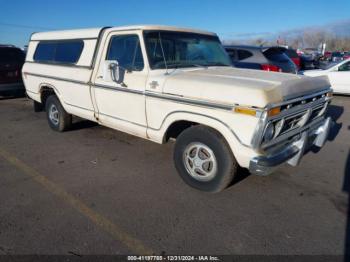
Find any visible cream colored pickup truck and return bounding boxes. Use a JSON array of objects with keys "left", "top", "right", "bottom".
[{"left": 23, "top": 25, "right": 333, "bottom": 192}]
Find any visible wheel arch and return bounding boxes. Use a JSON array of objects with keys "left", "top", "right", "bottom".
[
  {"left": 38, "top": 83, "right": 62, "bottom": 106},
  {"left": 160, "top": 111, "right": 236, "bottom": 140},
  {"left": 154, "top": 111, "right": 251, "bottom": 167}
]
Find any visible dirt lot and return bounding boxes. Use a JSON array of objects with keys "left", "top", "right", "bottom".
[{"left": 0, "top": 95, "right": 349, "bottom": 256}]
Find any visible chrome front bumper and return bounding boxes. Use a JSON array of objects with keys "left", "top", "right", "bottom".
[{"left": 249, "top": 117, "right": 332, "bottom": 176}]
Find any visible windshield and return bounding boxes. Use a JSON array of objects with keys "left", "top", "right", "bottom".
[{"left": 144, "top": 31, "right": 232, "bottom": 69}]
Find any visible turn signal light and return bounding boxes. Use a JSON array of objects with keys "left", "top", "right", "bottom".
[
  {"left": 326, "top": 92, "right": 333, "bottom": 98},
  {"left": 234, "top": 106, "right": 280, "bottom": 117},
  {"left": 234, "top": 107, "right": 258, "bottom": 116},
  {"left": 268, "top": 107, "right": 281, "bottom": 117}
]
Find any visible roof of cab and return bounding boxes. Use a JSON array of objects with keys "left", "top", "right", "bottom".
[{"left": 31, "top": 25, "right": 217, "bottom": 41}]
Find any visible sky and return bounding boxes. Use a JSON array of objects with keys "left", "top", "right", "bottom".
[{"left": 1, "top": 0, "right": 350, "bottom": 47}]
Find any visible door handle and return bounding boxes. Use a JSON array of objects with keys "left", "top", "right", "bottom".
[{"left": 149, "top": 81, "right": 159, "bottom": 89}]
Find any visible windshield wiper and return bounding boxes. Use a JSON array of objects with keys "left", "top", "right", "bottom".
[
  {"left": 167, "top": 63, "right": 208, "bottom": 69},
  {"left": 186, "top": 63, "right": 208, "bottom": 68},
  {"left": 204, "top": 62, "right": 231, "bottom": 67}
]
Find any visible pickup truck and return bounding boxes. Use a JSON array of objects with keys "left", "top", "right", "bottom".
[{"left": 22, "top": 25, "right": 333, "bottom": 192}]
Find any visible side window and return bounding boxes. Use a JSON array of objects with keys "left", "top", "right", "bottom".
[
  {"left": 237, "top": 50, "right": 253, "bottom": 61},
  {"left": 34, "top": 42, "right": 56, "bottom": 62},
  {"left": 34, "top": 40, "right": 84, "bottom": 64},
  {"left": 55, "top": 41, "right": 84, "bottom": 63},
  {"left": 107, "top": 35, "right": 144, "bottom": 71},
  {"left": 338, "top": 62, "right": 350, "bottom": 72}
]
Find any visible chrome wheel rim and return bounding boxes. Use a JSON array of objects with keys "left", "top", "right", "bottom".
[
  {"left": 49, "top": 104, "right": 59, "bottom": 125},
  {"left": 183, "top": 142, "right": 218, "bottom": 181}
]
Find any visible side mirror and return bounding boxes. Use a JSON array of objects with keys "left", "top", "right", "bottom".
[{"left": 109, "top": 61, "right": 126, "bottom": 85}]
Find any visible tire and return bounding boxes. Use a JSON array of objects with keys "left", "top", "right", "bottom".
[
  {"left": 33, "top": 100, "right": 44, "bottom": 112},
  {"left": 174, "top": 125, "right": 238, "bottom": 193},
  {"left": 45, "top": 95, "right": 72, "bottom": 132}
]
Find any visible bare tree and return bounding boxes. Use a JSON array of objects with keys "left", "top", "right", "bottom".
[{"left": 227, "top": 29, "right": 350, "bottom": 51}]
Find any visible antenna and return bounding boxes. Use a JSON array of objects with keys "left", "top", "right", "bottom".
[{"left": 158, "top": 32, "right": 169, "bottom": 75}]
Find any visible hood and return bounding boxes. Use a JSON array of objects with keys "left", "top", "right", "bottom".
[{"left": 162, "top": 67, "right": 330, "bottom": 108}]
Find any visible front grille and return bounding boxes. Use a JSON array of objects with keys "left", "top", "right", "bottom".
[
  {"left": 279, "top": 113, "right": 304, "bottom": 134},
  {"left": 309, "top": 105, "right": 325, "bottom": 121},
  {"left": 262, "top": 91, "right": 329, "bottom": 145},
  {"left": 280, "top": 92, "right": 327, "bottom": 112},
  {"left": 275, "top": 103, "right": 326, "bottom": 138}
]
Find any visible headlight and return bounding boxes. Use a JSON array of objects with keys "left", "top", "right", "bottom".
[
  {"left": 263, "top": 123, "right": 275, "bottom": 142},
  {"left": 274, "top": 119, "right": 284, "bottom": 137}
]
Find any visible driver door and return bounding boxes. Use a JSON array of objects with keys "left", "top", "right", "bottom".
[
  {"left": 328, "top": 61, "right": 350, "bottom": 94},
  {"left": 92, "top": 31, "right": 148, "bottom": 138}
]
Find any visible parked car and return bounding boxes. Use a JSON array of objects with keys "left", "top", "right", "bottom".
[
  {"left": 323, "top": 51, "right": 332, "bottom": 61},
  {"left": 331, "top": 51, "right": 343, "bottom": 62},
  {"left": 343, "top": 52, "right": 350, "bottom": 60},
  {"left": 300, "top": 54, "right": 316, "bottom": 70},
  {"left": 224, "top": 45, "right": 297, "bottom": 73},
  {"left": 301, "top": 58, "right": 350, "bottom": 94},
  {"left": 303, "top": 48, "right": 319, "bottom": 57},
  {"left": 0, "top": 45, "right": 25, "bottom": 95},
  {"left": 284, "top": 48, "right": 301, "bottom": 70},
  {"left": 296, "top": 49, "right": 304, "bottom": 56},
  {"left": 23, "top": 25, "right": 332, "bottom": 192},
  {"left": 0, "top": 45, "right": 25, "bottom": 96}
]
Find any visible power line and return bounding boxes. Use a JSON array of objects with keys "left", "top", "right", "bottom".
[{"left": 0, "top": 22, "right": 54, "bottom": 30}]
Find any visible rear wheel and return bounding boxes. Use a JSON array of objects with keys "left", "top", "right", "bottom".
[
  {"left": 174, "top": 125, "right": 238, "bottom": 192},
  {"left": 45, "top": 95, "right": 72, "bottom": 132}
]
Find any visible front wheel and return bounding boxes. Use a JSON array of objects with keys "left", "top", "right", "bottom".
[
  {"left": 174, "top": 125, "right": 238, "bottom": 192},
  {"left": 45, "top": 95, "right": 72, "bottom": 132}
]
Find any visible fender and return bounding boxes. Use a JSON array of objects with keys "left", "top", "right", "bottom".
[
  {"left": 38, "top": 83, "right": 75, "bottom": 113},
  {"left": 147, "top": 110, "right": 256, "bottom": 167}
]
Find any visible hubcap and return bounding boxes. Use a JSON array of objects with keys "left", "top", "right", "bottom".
[
  {"left": 49, "top": 104, "right": 59, "bottom": 125},
  {"left": 183, "top": 142, "right": 218, "bottom": 182}
]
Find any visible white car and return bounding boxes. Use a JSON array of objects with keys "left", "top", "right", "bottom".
[
  {"left": 302, "top": 59, "right": 350, "bottom": 94},
  {"left": 22, "top": 25, "right": 333, "bottom": 192}
]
